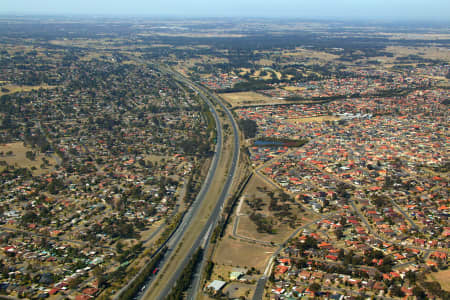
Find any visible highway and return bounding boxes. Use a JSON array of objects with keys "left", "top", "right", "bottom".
[
  {"left": 188, "top": 88, "right": 241, "bottom": 300},
  {"left": 114, "top": 64, "right": 225, "bottom": 300},
  {"left": 134, "top": 66, "right": 240, "bottom": 300}
]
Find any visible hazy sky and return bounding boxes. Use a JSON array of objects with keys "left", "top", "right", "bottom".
[{"left": 2, "top": 0, "right": 450, "bottom": 21}]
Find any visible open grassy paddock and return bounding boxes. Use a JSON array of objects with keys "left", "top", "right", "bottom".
[
  {"left": 427, "top": 270, "right": 450, "bottom": 292},
  {"left": 213, "top": 235, "right": 274, "bottom": 272},
  {"left": 0, "top": 84, "right": 59, "bottom": 96},
  {"left": 219, "top": 91, "right": 301, "bottom": 107},
  {"left": 286, "top": 115, "right": 341, "bottom": 124},
  {"left": 0, "top": 142, "right": 58, "bottom": 175}
]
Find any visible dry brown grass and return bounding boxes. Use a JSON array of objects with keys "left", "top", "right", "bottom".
[
  {"left": 152, "top": 32, "right": 246, "bottom": 38},
  {"left": 0, "top": 142, "right": 57, "bottom": 175},
  {"left": 283, "top": 86, "right": 305, "bottom": 92},
  {"left": 236, "top": 175, "right": 310, "bottom": 244},
  {"left": 282, "top": 47, "right": 340, "bottom": 62},
  {"left": 213, "top": 236, "right": 274, "bottom": 272},
  {"left": 427, "top": 270, "right": 450, "bottom": 292},
  {"left": 386, "top": 46, "right": 450, "bottom": 62},
  {"left": 251, "top": 70, "right": 272, "bottom": 80},
  {"left": 219, "top": 92, "right": 277, "bottom": 107},
  {"left": 384, "top": 33, "right": 450, "bottom": 41},
  {"left": 0, "top": 84, "right": 58, "bottom": 96},
  {"left": 236, "top": 216, "right": 293, "bottom": 244},
  {"left": 255, "top": 59, "right": 275, "bottom": 66},
  {"left": 239, "top": 68, "right": 251, "bottom": 76},
  {"left": 286, "top": 115, "right": 341, "bottom": 124}
]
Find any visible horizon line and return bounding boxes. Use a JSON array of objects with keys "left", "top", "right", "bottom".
[{"left": 0, "top": 12, "right": 449, "bottom": 24}]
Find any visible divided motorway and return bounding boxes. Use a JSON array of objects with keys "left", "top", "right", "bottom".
[{"left": 135, "top": 66, "right": 240, "bottom": 300}]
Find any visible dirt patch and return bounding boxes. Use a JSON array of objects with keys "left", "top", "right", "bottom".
[{"left": 223, "top": 282, "right": 255, "bottom": 299}]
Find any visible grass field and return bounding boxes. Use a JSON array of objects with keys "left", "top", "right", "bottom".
[
  {"left": 236, "top": 175, "right": 311, "bottom": 243},
  {"left": 0, "top": 142, "right": 58, "bottom": 175},
  {"left": 219, "top": 91, "right": 276, "bottom": 107},
  {"left": 384, "top": 33, "right": 450, "bottom": 41},
  {"left": 252, "top": 70, "right": 272, "bottom": 80},
  {"left": 213, "top": 235, "right": 274, "bottom": 272},
  {"left": 281, "top": 47, "right": 340, "bottom": 62},
  {"left": 239, "top": 68, "right": 252, "bottom": 76},
  {"left": 236, "top": 216, "right": 294, "bottom": 244},
  {"left": 255, "top": 59, "right": 275, "bottom": 66},
  {"left": 386, "top": 46, "right": 450, "bottom": 62},
  {"left": 427, "top": 270, "right": 450, "bottom": 292},
  {"left": 0, "top": 84, "right": 58, "bottom": 96},
  {"left": 283, "top": 86, "right": 306, "bottom": 92}
]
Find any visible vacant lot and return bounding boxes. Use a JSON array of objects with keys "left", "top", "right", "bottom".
[
  {"left": 427, "top": 270, "right": 450, "bottom": 292},
  {"left": 220, "top": 91, "right": 276, "bottom": 107},
  {"left": 236, "top": 215, "right": 295, "bottom": 244},
  {"left": 220, "top": 91, "right": 310, "bottom": 108},
  {"left": 236, "top": 175, "right": 312, "bottom": 244},
  {"left": 0, "top": 142, "right": 58, "bottom": 175},
  {"left": 286, "top": 115, "right": 341, "bottom": 124},
  {"left": 213, "top": 235, "right": 274, "bottom": 272}
]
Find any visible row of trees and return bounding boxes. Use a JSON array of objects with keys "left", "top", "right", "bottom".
[
  {"left": 166, "top": 248, "right": 203, "bottom": 300},
  {"left": 117, "top": 246, "right": 168, "bottom": 300}
]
